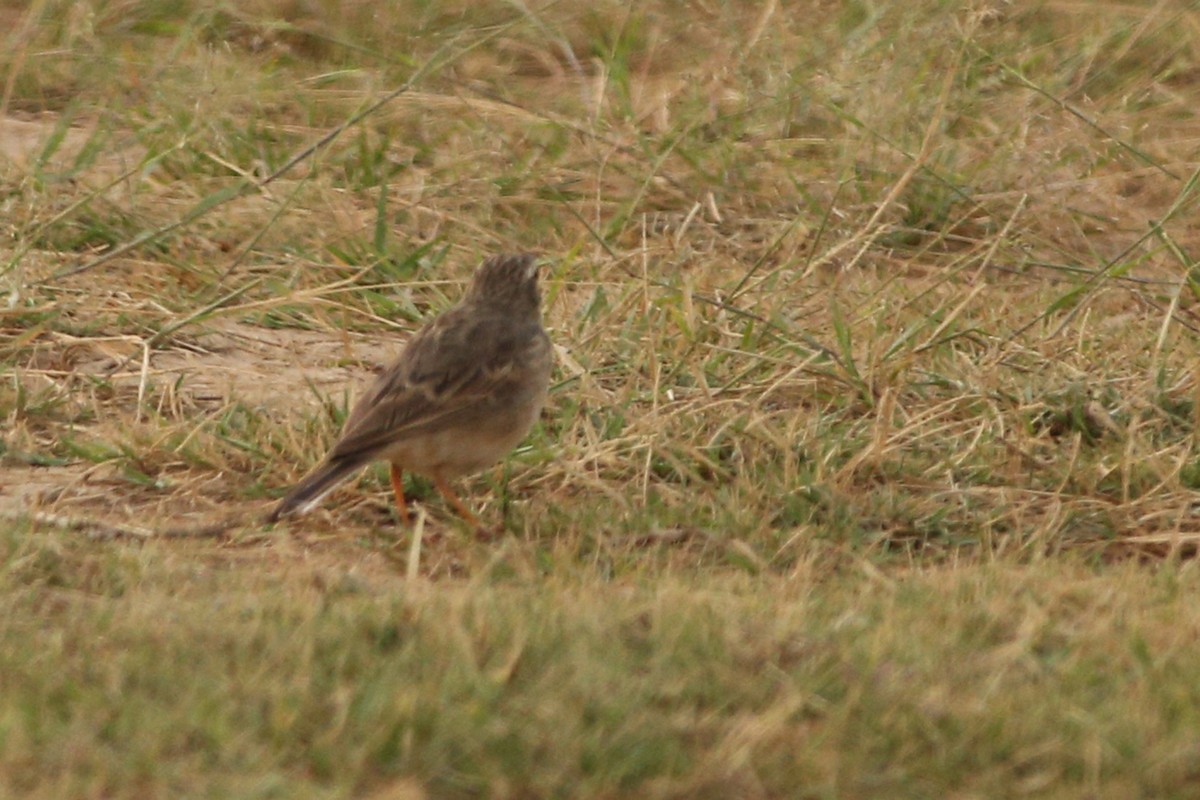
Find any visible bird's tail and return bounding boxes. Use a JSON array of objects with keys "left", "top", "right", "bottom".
[{"left": 266, "top": 458, "right": 365, "bottom": 523}]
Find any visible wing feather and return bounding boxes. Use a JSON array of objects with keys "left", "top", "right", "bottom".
[{"left": 327, "top": 308, "right": 538, "bottom": 463}]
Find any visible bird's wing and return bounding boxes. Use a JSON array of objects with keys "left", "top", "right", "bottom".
[{"left": 327, "top": 308, "right": 534, "bottom": 464}]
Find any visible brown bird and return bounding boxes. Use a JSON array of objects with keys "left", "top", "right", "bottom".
[{"left": 267, "top": 253, "right": 553, "bottom": 530}]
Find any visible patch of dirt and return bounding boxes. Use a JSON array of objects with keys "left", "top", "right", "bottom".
[
  {"left": 129, "top": 320, "right": 391, "bottom": 411},
  {"left": 15, "top": 319, "right": 394, "bottom": 412},
  {"left": 0, "top": 113, "right": 98, "bottom": 169},
  {"left": 0, "top": 112, "right": 149, "bottom": 192},
  {"left": 3, "top": 319, "right": 407, "bottom": 538}
]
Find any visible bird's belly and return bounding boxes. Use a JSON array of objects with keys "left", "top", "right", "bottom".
[{"left": 382, "top": 397, "right": 544, "bottom": 478}]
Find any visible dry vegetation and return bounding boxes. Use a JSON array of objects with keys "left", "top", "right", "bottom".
[{"left": 4, "top": 0, "right": 1200, "bottom": 796}]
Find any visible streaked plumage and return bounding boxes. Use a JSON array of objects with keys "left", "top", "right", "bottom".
[{"left": 267, "top": 253, "right": 552, "bottom": 529}]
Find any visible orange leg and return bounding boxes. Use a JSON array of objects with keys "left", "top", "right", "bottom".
[
  {"left": 389, "top": 463, "right": 411, "bottom": 522},
  {"left": 432, "top": 471, "right": 484, "bottom": 531}
]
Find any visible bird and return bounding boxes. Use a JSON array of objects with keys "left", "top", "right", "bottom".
[{"left": 266, "top": 253, "right": 553, "bottom": 531}]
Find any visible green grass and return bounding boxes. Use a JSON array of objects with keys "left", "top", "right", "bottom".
[
  {"left": 4, "top": 0, "right": 1200, "bottom": 796},
  {"left": 5, "top": 526, "right": 1200, "bottom": 798}
]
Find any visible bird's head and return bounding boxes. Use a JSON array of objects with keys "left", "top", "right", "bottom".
[{"left": 466, "top": 253, "right": 543, "bottom": 313}]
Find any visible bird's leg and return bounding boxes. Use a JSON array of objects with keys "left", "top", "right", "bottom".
[
  {"left": 431, "top": 472, "right": 486, "bottom": 533},
  {"left": 389, "top": 463, "right": 412, "bottom": 523}
]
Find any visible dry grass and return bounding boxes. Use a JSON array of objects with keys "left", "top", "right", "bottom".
[{"left": 4, "top": 0, "right": 1200, "bottom": 796}]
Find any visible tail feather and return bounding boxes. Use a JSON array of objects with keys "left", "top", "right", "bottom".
[{"left": 266, "top": 458, "right": 365, "bottom": 523}]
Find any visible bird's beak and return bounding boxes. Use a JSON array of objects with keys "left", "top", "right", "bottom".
[{"left": 524, "top": 258, "right": 542, "bottom": 282}]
